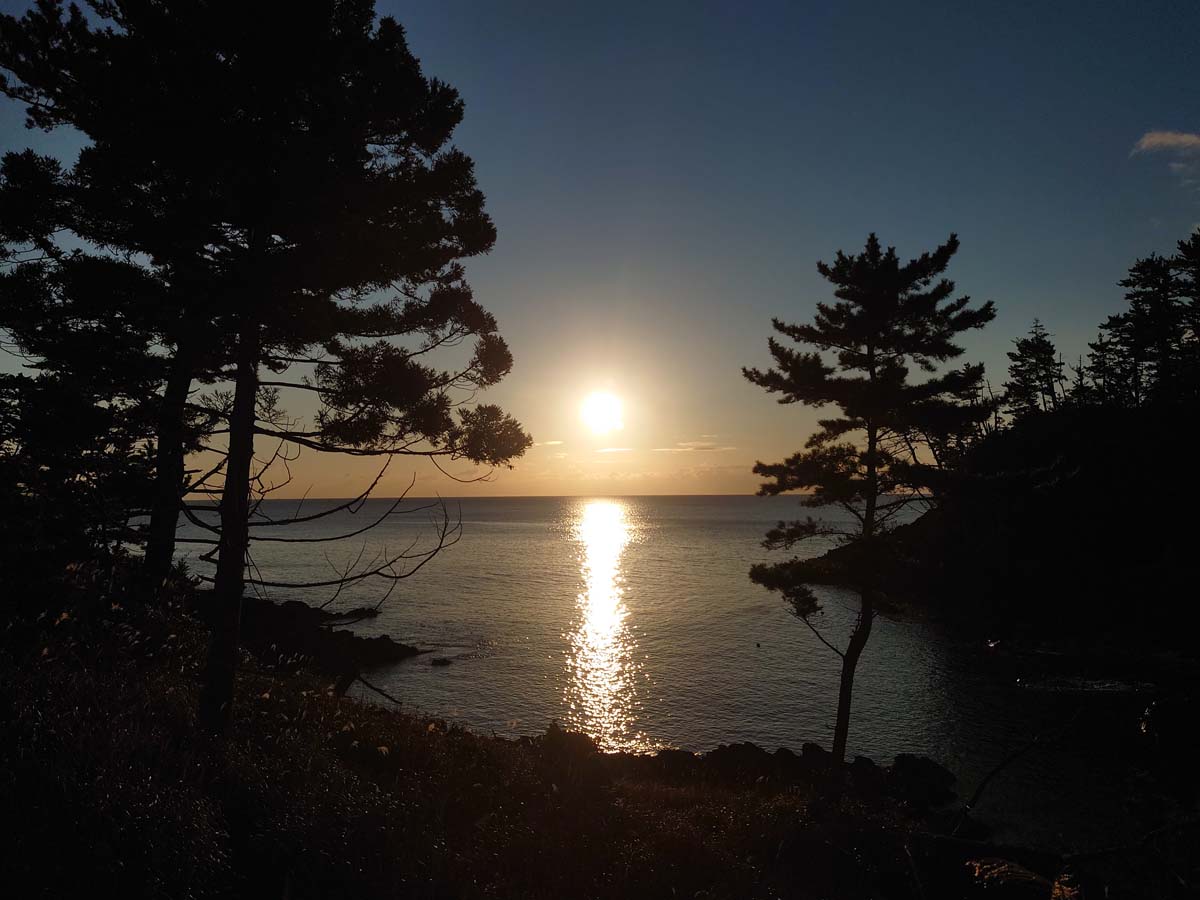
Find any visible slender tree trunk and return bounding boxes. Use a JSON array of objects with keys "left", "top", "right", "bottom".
[
  {"left": 198, "top": 316, "right": 258, "bottom": 734},
  {"left": 831, "top": 418, "right": 879, "bottom": 766},
  {"left": 143, "top": 339, "right": 195, "bottom": 595},
  {"left": 831, "top": 591, "right": 874, "bottom": 764}
]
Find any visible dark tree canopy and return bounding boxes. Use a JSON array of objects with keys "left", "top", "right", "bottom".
[
  {"left": 1, "top": 0, "right": 527, "bottom": 461},
  {"left": 1073, "top": 240, "right": 1198, "bottom": 409},
  {"left": 0, "top": 151, "right": 170, "bottom": 583},
  {"left": 744, "top": 233, "right": 995, "bottom": 561},
  {"left": 0, "top": 0, "right": 532, "bottom": 732},
  {"left": 1002, "top": 319, "right": 1064, "bottom": 421}
]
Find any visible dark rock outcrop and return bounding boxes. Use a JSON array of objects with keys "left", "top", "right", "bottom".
[
  {"left": 888, "top": 753, "right": 957, "bottom": 810},
  {"left": 194, "top": 594, "right": 422, "bottom": 675}
]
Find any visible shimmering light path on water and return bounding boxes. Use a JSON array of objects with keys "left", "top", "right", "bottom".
[{"left": 564, "top": 500, "right": 649, "bottom": 751}]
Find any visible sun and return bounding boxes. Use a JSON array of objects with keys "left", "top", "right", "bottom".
[{"left": 581, "top": 391, "right": 623, "bottom": 436}]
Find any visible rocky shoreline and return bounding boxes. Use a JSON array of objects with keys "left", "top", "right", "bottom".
[
  {"left": 4, "top": 587, "right": 1195, "bottom": 897},
  {"left": 194, "top": 592, "right": 424, "bottom": 676}
]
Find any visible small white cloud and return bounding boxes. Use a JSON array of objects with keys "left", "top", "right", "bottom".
[
  {"left": 1132, "top": 131, "right": 1200, "bottom": 155},
  {"left": 596, "top": 447, "right": 633, "bottom": 453}
]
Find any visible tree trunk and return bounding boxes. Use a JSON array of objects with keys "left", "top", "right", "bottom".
[
  {"left": 830, "top": 417, "right": 878, "bottom": 766},
  {"left": 198, "top": 316, "right": 258, "bottom": 735},
  {"left": 142, "top": 340, "right": 195, "bottom": 596},
  {"left": 830, "top": 590, "right": 874, "bottom": 765}
]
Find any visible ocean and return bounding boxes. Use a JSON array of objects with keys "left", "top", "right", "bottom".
[{"left": 180, "top": 494, "right": 1143, "bottom": 849}]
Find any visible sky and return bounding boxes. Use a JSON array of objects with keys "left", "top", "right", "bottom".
[{"left": 2, "top": 0, "right": 1198, "bottom": 496}]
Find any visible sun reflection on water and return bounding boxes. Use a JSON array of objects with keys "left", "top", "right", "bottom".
[{"left": 564, "top": 500, "right": 650, "bottom": 751}]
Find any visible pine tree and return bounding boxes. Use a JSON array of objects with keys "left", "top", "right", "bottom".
[
  {"left": 1171, "top": 232, "right": 1200, "bottom": 402},
  {"left": 743, "top": 233, "right": 995, "bottom": 766},
  {"left": 0, "top": 152, "right": 169, "bottom": 587},
  {"left": 1117, "top": 253, "right": 1185, "bottom": 403},
  {"left": 1073, "top": 249, "right": 1191, "bottom": 409},
  {"left": 0, "top": 8, "right": 242, "bottom": 594},
  {"left": 1, "top": 1, "right": 532, "bottom": 733},
  {"left": 1002, "top": 320, "right": 1065, "bottom": 420}
]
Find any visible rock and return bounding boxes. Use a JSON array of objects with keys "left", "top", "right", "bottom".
[
  {"left": 430, "top": 657, "right": 452, "bottom": 667},
  {"left": 849, "top": 754, "right": 887, "bottom": 794},
  {"left": 326, "top": 606, "right": 381, "bottom": 620},
  {"left": 800, "top": 741, "right": 832, "bottom": 774},
  {"left": 542, "top": 721, "right": 597, "bottom": 755},
  {"left": 540, "top": 722, "right": 607, "bottom": 790},
  {"left": 231, "top": 594, "right": 421, "bottom": 675},
  {"left": 654, "top": 748, "right": 701, "bottom": 781},
  {"left": 889, "top": 753, "right": 957, "bottom": 810},
  {"left": 704, "top": 742, "right": 773, "bottom": 782},
  {"left": 772, "top": 747, "right": 805, "bottom": 780}
]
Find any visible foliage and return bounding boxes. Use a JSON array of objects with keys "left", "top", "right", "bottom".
[
  {"left": 743, "top": 233, "right": 995, "bottom": 604},
  {"left": 1002, "top": 319, "right": 1065, "bottom": 420},
  {"left": 1072, "top": 235, "right": 1199, "bottom": 408},
  {"left": 0, "top": 0, "right": 533, "bottom": 730},
  {"left": 0, "top": 149, "right": 172, "bottom": 589},
  {"left": 788, "top": 227, "right": 1200, "bottom": 642},
  {"left": 0, "top": 371, "right": 153, "bottom": 595},
  {"left": 744, "top": 232, "right": 995, "bottom": 762}
]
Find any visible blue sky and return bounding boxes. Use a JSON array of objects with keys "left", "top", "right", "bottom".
[{"left": 2, "top": 1, "right": 1197, "bottom": 494}]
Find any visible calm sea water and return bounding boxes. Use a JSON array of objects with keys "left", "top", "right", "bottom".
[{"left": 181, "top": 495, "right": 1144, "bottom": 849}]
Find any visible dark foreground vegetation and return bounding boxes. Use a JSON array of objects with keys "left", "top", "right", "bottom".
[{"left": 3, "top": 565, "right": 1196, "bottom": 900}]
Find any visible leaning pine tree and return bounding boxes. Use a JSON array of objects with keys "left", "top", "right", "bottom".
[{"left": 743, "top": 233, "right": 995, "bottom": 766}]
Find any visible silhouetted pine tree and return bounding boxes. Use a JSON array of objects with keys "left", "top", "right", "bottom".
[
  {"left": 0, "top": 9, "right": 239, "bottom": 595},
  {"left": 1075, "top": 332, "right": 1124, "bottom": 407},
  {"left": 743, "top": 233, "right": 995, "bottom": 765},
  {"left": 0, "top": 369, "right": 155, "bottom": 593},
  {"left": 1172, "top": 231, "right": 1200, "bottom": 402},
  {"left": 0, "top": 153, "right": 169, "bottom": 584},
  {"left": 1002, "top": 320, "right": 1065, "bottom": 420},
  {"left": 1070, "top": 248, "right": 1193, "bottom": 409},
  {"left": 1, "top": 1, "right": 532, "bottom": 733},
  {"left": 1117, "top": 253, "right": 1186, "bottom": 403}
]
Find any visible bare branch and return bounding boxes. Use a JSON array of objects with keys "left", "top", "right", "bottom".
[
  {"left": 246, "top": 458, "right": 394, "bottom": 527},
  {"left": 799, "top": 614, "right": 845, "bottom": 658}
]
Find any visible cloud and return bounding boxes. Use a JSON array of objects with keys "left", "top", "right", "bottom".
[
  {"left": 1134, "top": 132, "right": 1200, "bottom": 200},
  {"left": 1132, "top": 131, "right": 1200, "bottom": 155},
  {"left": 534, "top": 440, "right": 564, "bottom": 446},
  {"left": 652, "top": 440, "right": 737, "bottom": 453},
  {"left": 596, "top": 447, "right": 633, "bottom": 453}
]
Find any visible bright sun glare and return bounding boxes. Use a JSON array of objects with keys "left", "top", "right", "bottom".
[{"left": 580, "top": 391, "right": 623, "bottom": 436}]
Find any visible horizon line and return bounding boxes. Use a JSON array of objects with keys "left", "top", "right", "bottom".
[{"left": 210, "top": 491, "right": 789, "bottom": 502}]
